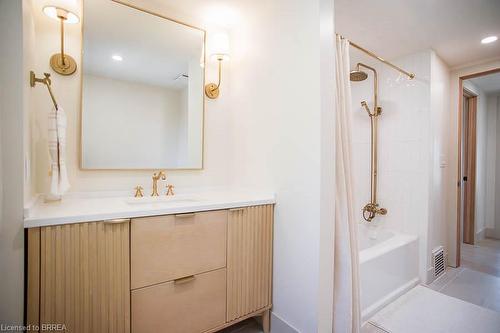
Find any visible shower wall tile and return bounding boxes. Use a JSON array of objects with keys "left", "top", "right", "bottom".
[{"left": 351, "top": 49, "right": 434, "bottom": 280}]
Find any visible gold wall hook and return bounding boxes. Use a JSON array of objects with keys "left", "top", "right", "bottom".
[{"left": 43, "top": 6, "right": 79, "bottom": 76}]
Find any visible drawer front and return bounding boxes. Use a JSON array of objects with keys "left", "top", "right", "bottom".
[
  {"left": 131, "top": 268, "right": 226, "bottom": 333},
  {"left": 131, "top": 210, "right": 227, "bottom": 289}
]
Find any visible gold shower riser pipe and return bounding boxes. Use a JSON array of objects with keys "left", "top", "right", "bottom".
[{"left": 338, "top": 34, "right": 415, "bottom": 80}]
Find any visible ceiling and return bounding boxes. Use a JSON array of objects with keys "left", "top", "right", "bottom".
[
  {"left": 82, "top": 0, "right": 204, "bottom": 89},
  {"left": 335, "top": 0, "right": 500, "bottom": 68},
  {"left": 468, "top": 71, "right": 500, "bottom": 95}
]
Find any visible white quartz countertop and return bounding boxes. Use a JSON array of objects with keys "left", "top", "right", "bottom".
[{"left": 24, "top": 190, "right": 276, "bottom": 228}]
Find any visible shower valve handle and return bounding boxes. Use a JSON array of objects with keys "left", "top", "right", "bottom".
[{"left": 362, "top": 203, "right": 387, "bottom": 222}]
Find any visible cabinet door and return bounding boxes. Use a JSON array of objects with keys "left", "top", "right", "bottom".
[
  {"left": 226, "top": 205, "right": 274, "bottom": 322},
  {"left": 39, "top": 220, "right": 130, "bottom": 333}
]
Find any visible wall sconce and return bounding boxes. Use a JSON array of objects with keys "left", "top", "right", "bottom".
[
  {"left": 43, "top": 6, "right": 79, "bottom": 75},
  {"left": 205, "top": 33, "right": 230, "bottom": 99}
]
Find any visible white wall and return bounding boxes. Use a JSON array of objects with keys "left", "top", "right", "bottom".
[
  {"left": 487, "top": 94, "right": 500, "bottom": 239},
  {"left": 318, "top": 0, "right": 335, "bottom": 331},
  {"left": 447, "top": 59, "right": 500, "bottom": 266},
  {"left": 350, "top": 49, "right": 433, "bottom": 282},
  {"left": 28, "top": 0, "right": 234, "bottom": 196},
  {"left": 485, "top": 95, "right": 497, "bottom": 230},
  {"left": 462, "top": 80, "right": 488, "bottom": 241},
  {"left": 82, "top": 74, "right": 185, "bottom": 169},
  {"left": 427, "top": 52, "right": 450, "bottom": 281},
  {"left": 0, "top": 0, "right": 26, "bottom": 327},
  {"left": 228, "top": 0, "right": 333, "bottom": 331},
  {"left": 349, "top": 49, "right": 452, "bottom": 283},
  {"left": 495, "top": 95, "right": 500, "bottom": 237}
]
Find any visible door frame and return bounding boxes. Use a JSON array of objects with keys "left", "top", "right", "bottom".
[
  {"left": 461, "top": 88, "right": 477, "bottom": 246},
  {"left": 456, "top": 68, "right": 500, "bottom": 267}
]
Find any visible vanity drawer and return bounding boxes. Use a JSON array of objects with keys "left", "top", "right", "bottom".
[
  {"left": 131, "top": 210, "right": 227, "bottom": 289},
  {"left": 131, "top": 268, "right": 226, "bottom": 333}
]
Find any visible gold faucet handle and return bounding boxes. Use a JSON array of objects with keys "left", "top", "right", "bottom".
[
  {"left": 134, "top": 185, "right": 144, "bottom": 198},
  {"left": 166, "top": 184, "right": 175, "bottom": 196},
  {"left": 154, "top": 170, "right": 167, "bottom": 180}
]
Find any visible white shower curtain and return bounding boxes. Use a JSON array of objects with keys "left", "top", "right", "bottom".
[{"left": 332, "top": 35, "right": 361, "bottom": 333}]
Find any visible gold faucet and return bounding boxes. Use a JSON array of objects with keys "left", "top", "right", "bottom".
[{"left": 151, "top": 171, "right": 166, "bottom": 196}]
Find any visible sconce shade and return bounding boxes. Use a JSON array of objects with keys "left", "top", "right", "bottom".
[
  {"left": 43, "top": 6, "right": 80, "bottom": 24},
  {"left": 210, "top": 33, "right": 230, "bottom": 60}
]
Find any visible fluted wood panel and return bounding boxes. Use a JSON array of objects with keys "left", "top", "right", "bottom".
[
  {"left": 39, "top": 221, "right": 130, "bottom": 333},
  {"left": 227, "top": 205, "right": 274, "bottom": 322},
  {"left": 27, "top": 227, "right": 41, "bottom": 332}
]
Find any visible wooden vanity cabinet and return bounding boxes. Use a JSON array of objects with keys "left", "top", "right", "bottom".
[
  {"left": 27, "top": 220, "right": 130, "bottom": 333},
  {"left": 26, "top": 204, "right": 274, "bottom": 333}
]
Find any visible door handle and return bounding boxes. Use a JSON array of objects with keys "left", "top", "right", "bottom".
[
  {"left": 175, "top": 213, "right": 195, "bottom": 218},
  {"left": 173, "top": 275, "right": 196, "bottom": 285},
  {"left": 103, "top": 218, "right": 130, "bottom": 224},
  {"left": 463, "top": 176, "right": 468, "bottom": 182}
]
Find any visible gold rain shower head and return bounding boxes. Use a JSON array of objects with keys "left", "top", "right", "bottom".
[
  {"left": 350, "top": 69, "right": 368, "bottom": 81},
  {"left": 350, "top": 63, "right": 369, "bottom": 81}
]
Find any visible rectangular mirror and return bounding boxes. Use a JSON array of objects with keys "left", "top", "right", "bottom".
[{"left": 81, "top": 0, "right": 205, "bottom": 169}]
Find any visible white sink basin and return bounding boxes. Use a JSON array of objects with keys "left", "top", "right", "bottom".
[{"left": 124, "top": 195, "right": 199, "bottom": 205}]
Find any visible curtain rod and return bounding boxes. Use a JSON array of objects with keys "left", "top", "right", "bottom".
[{"left": 337, "top": 34, "right": 415, "bottom": 79}]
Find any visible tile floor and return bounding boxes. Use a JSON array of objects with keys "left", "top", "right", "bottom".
[
  {"left": 217, "top": 317, "right": 385, "bottom": 333},
  {"left": 220, "top": 238, "right": 500, "bottom": 332},
  {"left": 367, "top": 285, "right": 500, "bottom": 333},
  {"left": 461, "top": 238, "right": 500, "bottom": 278},
  {"left": 427, "top": 238, "right": 500, "bottom": 313}
]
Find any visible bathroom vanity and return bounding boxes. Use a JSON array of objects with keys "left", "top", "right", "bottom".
[{"left": 25, "top": 192, "right": 275, "bottom": 333}]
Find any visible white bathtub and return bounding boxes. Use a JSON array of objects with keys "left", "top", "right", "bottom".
[{"left": 358, "top": 224, "right": 419, "bottom": 322}]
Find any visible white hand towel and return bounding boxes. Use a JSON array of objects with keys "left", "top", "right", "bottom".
[{"left": 47, "top": 106, "right": 70, "bottom": 199}]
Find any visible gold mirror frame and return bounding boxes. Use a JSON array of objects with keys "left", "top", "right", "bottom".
[{"left": 79, "top": 0, "right": 206, "bottom": 171}]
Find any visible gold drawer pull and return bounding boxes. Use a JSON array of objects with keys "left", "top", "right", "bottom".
[
  {"left": 175, "top": 213, "right": 195, "bottom": 218},
  {"left": 229, "top": 208, "right": 245, "bottom": 212},
  {"left": 103, "top": 218, "right": 130, "bottom": 224},
  {"left": 174, "top": 275, "right": 196, "bottom": 285}
]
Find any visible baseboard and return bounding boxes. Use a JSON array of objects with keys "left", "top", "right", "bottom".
[
  {"left": 476, "top": 228, "right": 486, "bottom": 241},
  {"left": 270, "top": 312, "right": 300, "bottom": 333},
  {"left": 485, "top": 228, "right": 500, "bottom": 240}
]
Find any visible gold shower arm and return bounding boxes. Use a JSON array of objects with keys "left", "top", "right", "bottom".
[
  {"left": 30, "top": 71, "right": 58, "bottom": 109},
  {"left": 338, "top": 34, "right": 415, "bottom": 79}
]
